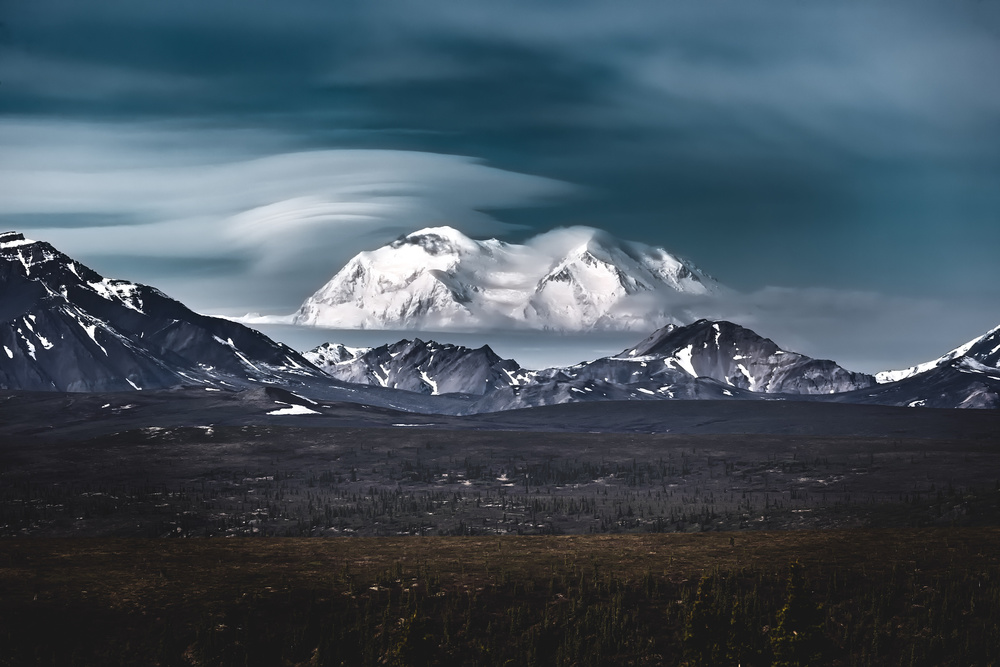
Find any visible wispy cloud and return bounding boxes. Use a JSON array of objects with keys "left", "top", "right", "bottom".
[{"left": 0, "top": 121, "right": 575, "bottom": 310}]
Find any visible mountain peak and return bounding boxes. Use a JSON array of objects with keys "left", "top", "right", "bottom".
[
  {"left": 393, "top": 226, "right": 480, "bottom": 255},
  {"left": 606, "top": 318, "right": 875, "bottom": 394},
  {"left": 294, "top": 226, "right": 724, "bottom": 331},
  {"left": 876, "top": 322, "right": 1000, "bottom": 384},
  {"left": 304, "top": 336, "right": 529, "bottom": 395},
  {"left": 0, "top": 232, "right": 46, "bottom": 253},
  {"left": 0, "top": 231, "right": 30, "bottom": 247},
  {"left": 0, "top": 231, "right": 326, "bottom": 392},
  {"left": 404, "top": 226, "right": 470, "bottom": 241}
]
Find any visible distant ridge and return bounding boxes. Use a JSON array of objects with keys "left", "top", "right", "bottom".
[
  {"left": 0, "top": 229, "right": 996, "bottom": 410},
  {"left": 858, "top": 323, "right": 1000, "bottom": 409},
  {"left": 306, "top": 319, "right": 878, "bottom": 412},
  {"left": 305, "top": 319, "right": 1000, "bottom": 410},
  {"left": 304, "top": 339, "right": 532, "bottom": 395}
]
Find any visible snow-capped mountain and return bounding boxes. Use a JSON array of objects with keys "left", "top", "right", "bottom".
[
  {"left": 875, "top": 324, "right": 1000, "bottom": 383},
  {"left": 304, "top": 339, "right": 532, "bottom": 396},
  {"left": 291, "top": 226, "right": 721, "bottom": 331},
  {"left": 2, "top": 228, "right": 994, "bottom": 412},
  {"left": 0, "top": 231, "right": 325, "bottom": 391},
  {"left": 837, "top": 357, "right": 1000, "bottom": 410},
  {"left": 307, "top": 319, "right": 876, "bottom": 413},
  {"left": 466, "top": 319, "right": 875, "bottom": 412},
  {"left": 853, "top": 324, "right": 1000, "bottom": 409},
  {"left": 614, "top": 319, "right": 877, "bottom": 395}
]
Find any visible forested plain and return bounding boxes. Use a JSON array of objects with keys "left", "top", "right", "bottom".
[{"left": 2, "top": 396, "right": 998, "bottom": 665}]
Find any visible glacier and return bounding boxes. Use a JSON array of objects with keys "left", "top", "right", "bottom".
[{"left": 289, "top": 226, "right": 722, "bottom": 331}]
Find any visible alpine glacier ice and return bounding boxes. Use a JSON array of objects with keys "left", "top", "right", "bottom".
[{"left": 291, "top": 226, "right": 722, "bottom": 331}]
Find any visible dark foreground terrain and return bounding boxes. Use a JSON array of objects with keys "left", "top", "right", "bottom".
[
  {"left": 2, "top": 391, "right": 999, "bottom": 664},
  {"left": 1, "top": 530, "right": 997, "bottom": 666},
  {"left": 1, "top": 390, "right": 999, "bottom": 537}
]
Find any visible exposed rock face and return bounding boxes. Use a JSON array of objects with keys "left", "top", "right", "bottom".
[
  {"left": 876, "top": 324, "right": 1000, "bottom": 384},
  {"left": 304, "top": 339, "right": 532, "bottom": 396},
  {"left": 615, "top": 319, "right": 877, "bottom": 395},
  {"left": 1, "top": 228, "right": 994, "bottom": 412},
  {"left": 462, "top": 320, "right": 875, "bottom": 413},
  {"left": 0, "top": 231, "right": 324, "bottom": 391},
  {"left": 308, "top": 319, "right": 877, "bottom": 413},
  {"left": 292, "top": 226, "right": 721, "bottom": 331},
  {"left": 830, "top": 358, "right": 1000, "bottom": 410}
]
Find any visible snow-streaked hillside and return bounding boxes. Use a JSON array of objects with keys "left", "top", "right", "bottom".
[
  {"left": 852, "top": 323, "right": 1000, "bottom": 409},
  {"left": 468, "top": 319, "right": 875, "bottom": 412},
  {"left": 3, "top": 227, "right": 996, "bottom": 410},
  {"left": 876, "top": 324, "right": 1000, "bottom": 383},
  {"left": 290, "top": 226, "right": 722, "bottom": 331},
  {"left": 304, "top": 339, "right": 533, "bottom": 395},
  {"left": 0, "top": 231, "right": 326, "bottom": 391},
  {"left": 614, "top": 320, "right": 877, "bottom": 395},
  {"left": 308, "top": 319, "right": 877, "bottom": 414}
]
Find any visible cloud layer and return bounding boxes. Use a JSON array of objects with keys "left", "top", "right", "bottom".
[
  {"left": 0, "top": 122, "right": 574, "bottom": 309},
  {"left": 2, "top": 0, "right": 999, "bottom": 370}
]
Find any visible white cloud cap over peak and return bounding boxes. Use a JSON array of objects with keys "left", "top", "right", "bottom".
[{"left": 0, "top": 121, "right": 577, "bottom": 309}]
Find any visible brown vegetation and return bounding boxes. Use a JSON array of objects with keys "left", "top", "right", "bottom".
[{"left": 1, "top": 529, "right": 997, "bottom": 665}]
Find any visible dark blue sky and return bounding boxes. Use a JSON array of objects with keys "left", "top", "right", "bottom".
[{"left": 1, "top": 0, "right": 999, "bottom": 370}]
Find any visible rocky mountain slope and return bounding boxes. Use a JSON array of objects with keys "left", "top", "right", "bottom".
[
  {"left": 308, "top": 319, "right": 877, "bottom": 412},
  {"left": 304, "top": 339, "right": 533, "bottom": 396},
  {"left": 837, "top": 357, "right": 1000, "bottom": 409},
  {"left": 1, "top": 228, "right": 995, "bottom": 411},
  {"left": 876, "top": 324, "right": 1000, "bottom": 384},
  {"left": 0, "top": 231, "right": 326, "bottom": 391},
  {"left": 840, "top": 324, "right": 1000, "bottom": 409},
  {"left": 465, "top": 319, "right": 876, "bottom": 412},
  {"left": 614, "top": 319, "right": 877, "bottom": 395}
]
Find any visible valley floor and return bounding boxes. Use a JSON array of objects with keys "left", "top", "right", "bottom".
[
  {"left": 1, "top": 529, "right": 997, "bottom": 665},
  {"left": 2, "top": 410, "right": 998, "bottom": 537},
  {"left": 2, "top": 392, "right": 998, "bottom": 664}
]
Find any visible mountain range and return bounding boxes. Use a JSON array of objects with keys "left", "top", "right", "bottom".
[
  {"left": 305, "top": 319, "right": 880, "bottom": 413},
  {"left": 287, "top": 226, "right": 721, "bottom": 331},
  {"left": 1, "top": 230, "right": 997, "bottom": 411},
  {"left": 304, "top": 339, "right": 533, "bottom": 396},
  {"left": 303, "top": 319, "right": 1000, "bottom": 412},
  {"left": 0, "top": 231, "right": 328, "bottom": 392}
]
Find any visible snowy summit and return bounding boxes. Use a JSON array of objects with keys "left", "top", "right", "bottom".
[{"left": 290, "top": 226, "right": 722, "bottom": 331}]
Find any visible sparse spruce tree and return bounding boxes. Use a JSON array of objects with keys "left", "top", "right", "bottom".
[
  {"left": 770, "top": 560, "right": 826, "bottom": 667},
  {"left": 391, "top": 609, "right": 436, "bottom": 667},
  {"left": 683, "top": 573, "right": 729, "bottom": 666},
  {"left": 726, "top": 596, "right": 764, "bottom": 666}
]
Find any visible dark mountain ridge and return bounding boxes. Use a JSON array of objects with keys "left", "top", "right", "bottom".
[
  {"left": 0, "top": 231, "right": 323, "bottom": 391},
  {"left": 304, "top": 338, "right": 532, "bottom": 396}
]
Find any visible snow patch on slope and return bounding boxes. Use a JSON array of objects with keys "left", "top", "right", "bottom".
[
  {"left": 672, "top": 345, "right": 697, "bottom": 377},
  {"left": 268, "top": 403, "right": 320, "bottom": 416}
]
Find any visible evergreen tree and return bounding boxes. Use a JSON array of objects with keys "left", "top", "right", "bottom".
[
  {"left": 727, "top": 596, "right": 764, "bottom": 666},
  {"left": 771, "top": 561, "right": 826, "bottom": 667},
  {"left": 392, "top": 609, "right": 436, "bottom": 667},
  {"left": 683, "top": 573, "right": 729, "bottom": 666}
]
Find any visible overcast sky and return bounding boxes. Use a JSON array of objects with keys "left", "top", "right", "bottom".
[{"left": 2, "top": 0, "right": 999, "bottom": 371}]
